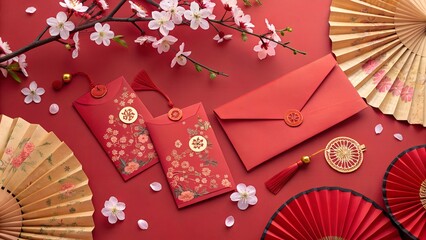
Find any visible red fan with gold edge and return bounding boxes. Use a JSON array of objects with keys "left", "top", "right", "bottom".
[
  {"left": 329, "top": 0, "right": 426, "bottom": 126},
  {"left": 261, "top": 187, "right": 401, "bottom": 240},
  {"left": 0, "top": 115, "right": 95, "bottom": 240},
  {"left": 383, "top": 145, "right": 426, "bottom": 240}
]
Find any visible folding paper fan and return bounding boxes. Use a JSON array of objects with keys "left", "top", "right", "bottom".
[
  {"left": 261, "top": 187, "right": 401, "bottom": 240},
  {"left": 383, "top": 145, "right": 426, "bottom": 240},
  {"left": 0, "top": 115, "right": 95, "bottom": 239},
  {"left": 329, "top": 0, "right": 426, "bottom": 126}
]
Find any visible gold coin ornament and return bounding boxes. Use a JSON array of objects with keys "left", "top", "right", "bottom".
[{"left": 324, "top": 137, "right": 366, "bottom": 173}]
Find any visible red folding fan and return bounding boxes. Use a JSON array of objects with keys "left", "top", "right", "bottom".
[
  {"left": 261, "top": 187, "right": 401, "bottom": 240},
  {"left": 383, "top": 145, "right": 426, "bottom": 240}
]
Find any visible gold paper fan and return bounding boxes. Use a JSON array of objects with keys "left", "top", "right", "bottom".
[
  {"left": 329, "top": 0, "right": 426, "bottom": 126},
  {"left": 0, "top": 115, "right": 94, "bottom": 239}
]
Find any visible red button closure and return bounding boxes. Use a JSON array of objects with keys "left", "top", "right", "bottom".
[
  {"left": 168, "top": 107, "right": 183, "bottom": 121},
  {"left": 284, "top": 109, "right": 303, "bottom": 127},
  {"left": 91, "top": 84, "right": 108, "bottom": 99}
]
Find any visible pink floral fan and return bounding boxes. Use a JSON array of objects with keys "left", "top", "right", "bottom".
[
  {"left": 0, "top": 115, "right": 94, "bottom": 239},
  {"left": 329, "top": 0, "right": 426, "bottom": 126}
]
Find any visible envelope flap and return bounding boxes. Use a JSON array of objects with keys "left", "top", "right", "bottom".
[
  {"left": 146, "top": 103, "right": 202, "bottom": 125},
  {"left": 73, "top": 77, "right": 125, "bottom": 106},
  {"left": 215, "top": 54, "right": 337, "bottom": 120}
]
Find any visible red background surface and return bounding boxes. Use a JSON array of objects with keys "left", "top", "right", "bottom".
[{"left": 1, "top": 0, "right": 425, "bottom": 239}]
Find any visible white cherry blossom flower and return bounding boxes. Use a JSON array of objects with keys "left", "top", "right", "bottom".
[
  {"left": 213, "top": 32, "right": 232, "bottom": 43},
  {"left": 101, "top": 196, "right": 126, "bottom": 224},
  {"left": 129, "top": 1, "right": 147, "bottom": 18},
  {"left": 230, "top": 183, "right": 258, "bottom": 210},
  {"left": 160, "top": 0, "right": 185, "bottom": 24},
  {"left": 47, "top": 11, "right": 75, "bottom": 40},
  {"left": 152, "top": 35, "right": 178, "bottom": 54},
  {"left": 202, "top": 0, "right": 216, "bottom": 19},
  {"left": 265, "top": 18, "right": 281, "bottom": 42},
  {"left": 21, "top": 81, "right": 45, "bottom": 104},
  {"left": 17, "top": 54, "right": 28, "bottom": 77},
  {"left": 148, "top": 11, "right": 174, "bottom": 36},
  {"left": 221, "top": 0, "right": 237, "bottom": 10},
  {"left": 90, "top": 23, "right": 115, "bottom": 46},
  {"left": 0, "top": 37, "right": 14, "bottom": 77},
  {"left": 72, "top": 32, "right": 80, "bottom": 59},
  {"left": 171, "top": 43, "right": 191, "bottom": 68},
  {"left": 184, "top": 2, "right": 211, "bottom": 30},
  {"left": 96, "top": 0, "right": 109, "bottom": 10},
  {"left": 59, "top": 0, "right": 88, "bottom": 12},
  {"left": 135, "top": 35, "right": 157, "bottom": 45},
  {"left": 253, "top": 39, "right": 277, "bottom": 60}
]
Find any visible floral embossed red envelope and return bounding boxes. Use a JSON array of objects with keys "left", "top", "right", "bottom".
[
  {"left": 146, "top": 103, "right": 235, "bottom": 208},
  {"left": 73, "top": 77, "right": 158, "bottom": 181}
]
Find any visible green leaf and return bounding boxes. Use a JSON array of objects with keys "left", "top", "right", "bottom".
[
  {"left": 113, "top": 35, "right": 128, "bottom": 48},
  {"left": 7, "top": 70, "right": 21, "bottom": 83},
  {"left": 242, "top": 0, "right": 252, "bottom": 6},
  {"left": 241, "top": 32, "right": 248, "bottom": 42},
  {"left": 255, "top": 0, "right": 262, "bottom": 5},
  {"left": 195, "top": 64, "right": 202, "bottom": 72}
]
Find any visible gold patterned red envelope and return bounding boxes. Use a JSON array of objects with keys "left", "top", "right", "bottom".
[
  {"left": 73, "top": 77, "right": 158, "bottom": 181},
  {"left": 146, "top": 103, "right": 234, "bottom": 208}
]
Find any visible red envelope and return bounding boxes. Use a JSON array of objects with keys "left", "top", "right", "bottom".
[
  {"left": 146, "top": 103, "right": 235, "bottom": 208},
  {"left": 73, "top": 77, "right": 158, "bottom": 181},
  {"left": 214, "top": 54, "right": 368, "bottom": 171}
]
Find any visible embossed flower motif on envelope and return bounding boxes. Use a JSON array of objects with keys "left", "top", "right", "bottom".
[
  {"left": 73, "top": 77, "right": 158, "bottom": 181},
  {"left": 214, "top": 54, "right": 368, "bottom": 171},
  {"left": 146, "top": 103, "right": 235, "bottom": 209}
]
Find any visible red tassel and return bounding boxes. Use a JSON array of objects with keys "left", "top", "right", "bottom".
[
  {"left": 132, "top": 70, "right": 174, "bottom": 108},
  {"left": 265, "top": 156, "right": 311, "bottom": 195}
]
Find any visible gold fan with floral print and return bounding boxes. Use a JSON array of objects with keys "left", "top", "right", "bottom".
[
  {"left": 329, "top": 0, "right": 426, "bottom": 126},
  {"left": 0, "top": 115, "right": 94, "bottom": 239}
]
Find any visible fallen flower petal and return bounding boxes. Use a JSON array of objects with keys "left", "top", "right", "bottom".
[
  {"left": 49, "top": 103, "right": 60, "bottom": 114},
  {"left": 394, "top": 133, "right": 403, "bottom": 141},
  {"left": 225, "top": 215, "right": 235, "bottom": 227},
  {"left": 137, "top": 219, "right": 149, "bottom": 230},
  {"left": 150, "top": 182, "right": 162, "bottom": 192},
  {"left": 375, "top": 124, "right": 383, "bottom": 135},
  {"left": 25, "top": 7, "right": 37, "bottom": 14}
]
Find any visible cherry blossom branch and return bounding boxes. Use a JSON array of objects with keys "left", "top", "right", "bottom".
[{"left": 184, "top": 56, "right": 228, "bottom": 78}]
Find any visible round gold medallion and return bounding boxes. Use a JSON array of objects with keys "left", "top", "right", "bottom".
[
  {"left": 189, "top": 135, "right": 207, "bottom": 152},
  {"left": 324, "top": 137, "right": 366, "bottom": 173},
  {"left": 119, "top": 107, "right": 138, "bottom": 124}
]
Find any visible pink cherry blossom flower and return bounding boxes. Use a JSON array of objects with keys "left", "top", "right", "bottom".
[
  {"left": 135, "top": 35, "right": 157, "bottom": 45},
  {"left": 171, "top": 43, "right": 191, "bottom": 68},
  {"left": 230, "top": 183, "right": 258, "bottom": 210},
  {"left": 233, "top": 7, "right": 254, "bottom": 33},
  {"left": 138, "top": 134, "right": 149, "bottom": 143},
  {"left": 0, "top": 37, "right": 14, "bottom": 77},
  {"left": 21, "top": 81, "right": 45, "bottom": 104},
  {"left": 17, "top": 54, "right": 28, "bottom": 77},
  {"left": 375, "top": 76, "right": 391, "bottom": 92},
  {"left": 202, "top": 0, "right": 216, "bottom": 19},
  {"left": 47, "top": 11, "right": 75, "bottom": 40},
  {"left": 400, "top": 85, "right": 414, "bottom": 102},
  {"left": 72, "top": 32, "right": 80, "bottom": 59},
  {"left": 184, "top": 2, "right": 211, "bottom": 30},
  {"left": 390, "top": 78, "right": 404, "bottom": 96},
  {"left": 253, "top": 39, "right": 277, "bottom": 60},
  {"left": 265, "top": 18, "right": 280, "bottom": 42},
  {"left": 11, "top": 156, "right": 25, "bottom": 168},
  {"left": 152, "top": 35, "right": 178, "bottom": 54},
  {"left": 101, "top": 196, "right": 126, "bottom": 224},
  {"left": 160, "top": 0, "right": 185, "bottom": 24},
  {"left": 90, "top": 23, "right": 115, "bottom": 46},
  {"left": 361, "top": 59, "right": 379, "bottom": 74},
  {"left": 59, "top": 0, "right": 88, "bottom": 12},
  {"left": 124, "top": 161, "right": 139, "bottom": 174},
  {"left": 221, "top": 0, "right": 237, "bottom": 11},
  {"left": 148, "top": 11, "right": 175, "bottom": 36},
  {"left": 213, "top": 32, "right": 232, "bottom": 43},
  {"left": 129, "top": 1, "right": 147, "bottom": 18}
]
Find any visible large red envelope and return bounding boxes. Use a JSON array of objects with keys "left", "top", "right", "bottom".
[
  {"left": 146, "top": 103, "right": 235, "bottom": 208},
  {"left": 214, "top": 54, "right": 368, "bottom": 171},
  {"left": 73, "top": 77, "right": 158, "bottom": 181}
]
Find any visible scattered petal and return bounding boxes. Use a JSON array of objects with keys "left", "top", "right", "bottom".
[
  {"left": 225, "top": 216, "right": 235, "bottom": 227},
  {"left": 150, "top": 182, "right": 162, "bottom": 192},
  {"left": 26, "top": 7, "right": 37, "bottom": 14},
  {"left": 374, "top": 124, "right": 383, "bottom": 135},
  {"left": 137, "top": 219, "right": 149, "bottom": 230},
  {"left": 49, "top": 104, "right": 60, "bottom": 115},
  {"left": 394, "top": 133, "right": 403, "bottom": 141}
]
